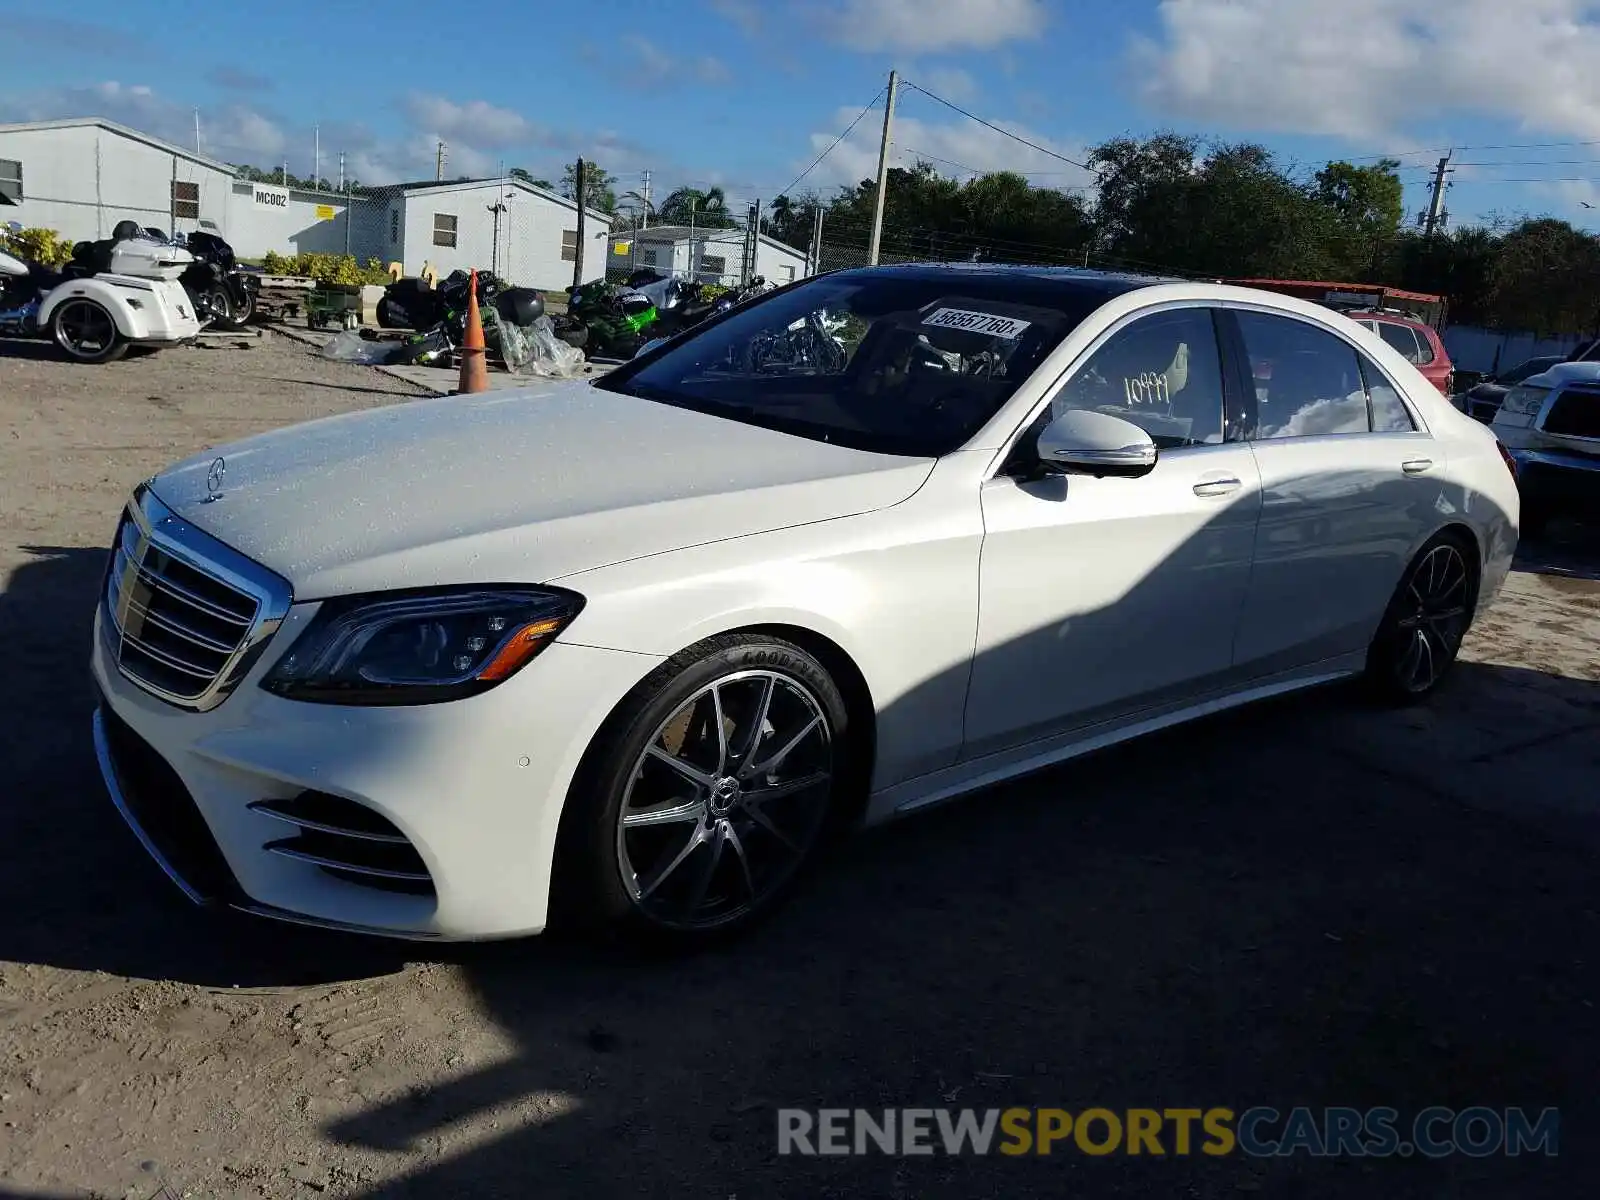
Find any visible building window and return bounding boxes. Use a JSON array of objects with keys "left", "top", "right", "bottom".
[
  {"left": 779, "top": 264, "right": 796, "bottom": 282},
  {"left": 699, "top": 254, "right": 726, "bottom": 276},
  {"left": 561, "top": 229, "right": 578, "bottom": 262},
  {"left": 433, "top": 213, "right": 458, "bottom": 248},
  {"left": 0, "top": 158, "right": 20, "bottom": 203},
  {"left": 390, "top": 210, "right": 400, "bottom": 244},
  {"left": 636, "top": 247, "right": 656, "bottom": 267},
  {"left": 171, "top": 180, "right": 200, "bottom": 220}
]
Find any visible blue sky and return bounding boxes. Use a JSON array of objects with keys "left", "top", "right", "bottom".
[{"left": 5, "top": 0, "right": 1600, "bottom": 236}]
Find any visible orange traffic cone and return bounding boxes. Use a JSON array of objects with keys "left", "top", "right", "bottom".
[{"left": 456, "top": 269, "right": 489, "bottom": 394}]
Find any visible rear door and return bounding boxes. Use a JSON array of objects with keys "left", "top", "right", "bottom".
[{"left": 1223, "top": 307, "right": 1442, "bottom": 675}]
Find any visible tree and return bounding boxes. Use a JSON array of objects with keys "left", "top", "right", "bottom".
[
  {"left": 1486, "top": 218, "right": 1600, "bottom": 334},
  {"left": 1313, "top": 159, "right": 1404, "bottom": 277},
  {"left": 657, "top": 186, "right": 735, "bottom": 227},
  {"left": 560, "top": 161, "right": 618, "bottom": 214}
]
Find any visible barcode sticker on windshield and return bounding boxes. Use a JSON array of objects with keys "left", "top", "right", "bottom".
[{"left": 923, "top": 308, "right": 1032, "bottom": 339}]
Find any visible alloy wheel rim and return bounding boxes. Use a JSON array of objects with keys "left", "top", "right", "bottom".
[
  {"left": 616, "top": 669, "right": 834, "bottom": 931},
  {"left": 56, "top": 300, "right": 115, "bottom": 356},
  {"left": 1392, "top": 544, "right": 1470, "bottom": 693}
]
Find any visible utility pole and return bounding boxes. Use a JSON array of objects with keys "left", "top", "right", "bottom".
[
  {"left": 313, "top": 124, "right": 321, "bottom": 190},
  {"left": 809, "top": 203, "right": 824, "bottom": 276},
  {"left": 641, "top": 168, "right": 652, "bottom": 229},
  {"left": 571, "top": 158, "right": 587, "bottom": 290},
  {"left": 867, "top": 68, "right": 899, "bottom": 267},
  {"left": 1423, "top": 150, "right": 1453, "bottom": 239},
  {"left": 193, "top": 109, "right": 201, "bottom": 156},
  {"left": 337, "top": 151, "right": 345, "bottom": 194},
  {"left": 435, "top": 141, "right": 447, "bottom": 183}
]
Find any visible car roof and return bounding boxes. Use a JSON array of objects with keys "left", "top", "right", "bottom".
[
  {"left": 1527, "top": 361, "right": 1600, "bottom": 385},
  {"left": 828, "top": 263, "right": 1170, "bottom": 303}
]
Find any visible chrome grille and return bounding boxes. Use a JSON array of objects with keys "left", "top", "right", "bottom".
[{"left": 103, "top": 484, "right": 293, "bottom": 711}]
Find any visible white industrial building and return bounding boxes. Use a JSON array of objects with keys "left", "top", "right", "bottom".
[
  {"left": 377, "top": 178, "right": 610, "bottom": 291},
  {"left": 607, "top": 223, "right": 812, "bottom": 287},
  {"left": 0, "top": 117, "right": 611, "bottom": 290}
]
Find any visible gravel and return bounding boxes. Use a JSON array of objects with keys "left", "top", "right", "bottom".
[{"left": 1, "top": 330, "right": 1597, "bottom": 1198}]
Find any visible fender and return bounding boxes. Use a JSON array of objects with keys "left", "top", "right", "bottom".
[{"left": 37, "top": 275, "right": 158, "bottom": 340}]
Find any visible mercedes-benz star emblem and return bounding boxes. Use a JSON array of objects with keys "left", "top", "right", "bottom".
[{"left": 205, "top": 456, "right": 226, "bottom": 502}]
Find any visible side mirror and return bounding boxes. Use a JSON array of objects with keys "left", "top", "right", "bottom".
[{"left": 1035, "top": 409, "right": 1158, "bottom": 478}]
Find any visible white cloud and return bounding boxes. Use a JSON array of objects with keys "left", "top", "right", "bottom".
[
  {"left": 798, "top": 103, "right": 1092, "bottom": 192},
  {"left": 624, "top": 36, "right": 732, "bottom": 87},
  {"left": 0, "top": 80, "right": 287, "bottom": 164},
  {"left": 812, "top": 0, "right": 1048, "bottom": 53},
  {"left": 402, "top": 93, "right": 540, "bottom": 147},
  {"left": 708, "top": 0, "right": 763, "bottom": 37},
  {"left": 1136, "top": 0, "right": 1600, "bottom": 141},
  {"left": 921, "top": 66, "right": 979, "bottom": 104}
]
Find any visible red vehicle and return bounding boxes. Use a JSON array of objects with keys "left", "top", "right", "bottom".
[
  {"left": 1216, "top": 279, "right": 1455, "bottom": 396},
  {"left": 1345, "top": 310, "right": 1455, "bottom": 396}
]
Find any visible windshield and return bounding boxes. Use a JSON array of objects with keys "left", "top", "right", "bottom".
[{"left": 596, "top": 273, "right": 1108, "bottom": 457}]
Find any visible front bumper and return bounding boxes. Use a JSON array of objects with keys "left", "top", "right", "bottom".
[{"left": 93, "top": 608, "right": 660, "bottom": 940}]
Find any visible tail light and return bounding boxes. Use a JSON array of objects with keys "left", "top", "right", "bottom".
[{"left": 1494, "top": 438, "right": 1518, "bottom": 481}]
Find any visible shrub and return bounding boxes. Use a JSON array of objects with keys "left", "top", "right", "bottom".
[
  {"left": 259, "top": 250, "right": 390, "bottom": 286},
  {"left": 0, "top": 226, "right": 76, "bottom": 267}
]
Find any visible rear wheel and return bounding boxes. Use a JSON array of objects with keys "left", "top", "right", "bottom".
[
  {"left": 51, "top": 299, "right": 127, "bottom": 363},
  {"left": 1365, "top": 532, "right": 1478, "bottom": 702},
  {"left": 213, "top": 287, "right": 255, "bottom": 330},
  {"left": 552, "top": 633, "right": 852, "bottom": 947}
]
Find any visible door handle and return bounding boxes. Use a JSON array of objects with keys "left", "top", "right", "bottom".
[
  {"left": 1401, "top": 458, "right": 1434, "bottom": 475},
  {"left": 1192, "top": 476, "right": 1243, "bottom": 497}
]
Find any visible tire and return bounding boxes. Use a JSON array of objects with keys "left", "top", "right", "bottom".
[
  {"left": 213, "top": 287, "right": 256, "bottom": 330},
  {"left": 1364, "top": 530, "right": 1479, "bottom": 704},
  {"left": 203, "top": 288, "right": 231, "bottom": 327},
  {"left": 551, "top": 632, "right": 855, "bottom": 948},
  {"left": 50, "top": 298, "right": 127, "bottom": 363}
]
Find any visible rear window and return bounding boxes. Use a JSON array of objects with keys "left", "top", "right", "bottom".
[{"left": 1375, "top": 321, "right": 1432, "bottom": 365}]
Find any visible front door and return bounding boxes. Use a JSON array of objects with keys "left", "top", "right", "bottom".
[{"left": 963, "top": 306, "right": 1263, "bottom": 759}]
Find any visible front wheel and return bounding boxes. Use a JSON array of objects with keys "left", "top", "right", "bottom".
[
  {"left": 51, "top": 298, "right": 127, "bottom": 363},
  {"left": 552, "top": 634, "right": 854, "bottom": 946},
  {"left": 1365, "top": 532, "right": 1479, "bottom": 703}
]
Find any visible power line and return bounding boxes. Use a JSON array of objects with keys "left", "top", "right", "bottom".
[
  {"left": 901, "top": 81, "right": 1093, "bottom": 172},
  {"left": 772, "top": 87, "right": 888, "bottom": 200},
  {"left": 895, "top": 144, "right": 1095, "bottom": 187}
]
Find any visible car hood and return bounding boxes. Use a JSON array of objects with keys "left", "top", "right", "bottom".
[{"left": 150, "top": 380, "right": 933, "bottom": 598}]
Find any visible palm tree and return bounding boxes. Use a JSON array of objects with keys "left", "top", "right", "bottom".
[{"left": 658, "top": 186, "right": 734, "bottom": 228}]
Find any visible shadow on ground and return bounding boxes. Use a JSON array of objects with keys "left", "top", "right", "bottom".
[
  {"left": 2, "top": 508, "right": 1596, "bottom": 1196},
  {"left": 0, "top": 546, "right": 410, "bottom": 987}
]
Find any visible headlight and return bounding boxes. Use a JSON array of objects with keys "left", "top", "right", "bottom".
[
  {"left": 1501, "top": 385, "right": 1550, "bottom": 415},
  {"left": 262, "top": 586, "right": 583, "bottom": 706}
]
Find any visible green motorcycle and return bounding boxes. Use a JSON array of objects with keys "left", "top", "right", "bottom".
[{"left": 562, "top": 280, "right": 657, "bottom": 360}]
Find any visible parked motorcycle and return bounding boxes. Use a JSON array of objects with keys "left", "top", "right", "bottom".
[
  {"left": 181, "top": 230, "right": 259, "bottom": 330},
  {"left": 564, "top": 279, "right": 658, "bottom": 359},
  {"left": 384, "top": 269, "right": 547, "bottom": 367},
  {"left": 0, "top": 219, "right": 202, "bottom": 362}
]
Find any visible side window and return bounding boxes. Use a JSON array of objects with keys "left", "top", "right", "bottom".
[
  {"left": 1376, "top": 321, "right": 1425, "bottom": 365},
  {"left": 1236, "top": 311, "right": 1369, "bottom": 439},
  {"left": 1048, "top": 308, "right": 1226, "bottom": 448},
  {"left": 1360, "top": 353, "right": 1417, "bottom": 432},
  {"left": 1411, "top": 329, "right": 1436, "bottom": 365}
]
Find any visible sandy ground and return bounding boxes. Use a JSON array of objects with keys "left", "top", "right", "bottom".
[{"left": 0, "top": 330, "right": 1597, "bottom": 1199}]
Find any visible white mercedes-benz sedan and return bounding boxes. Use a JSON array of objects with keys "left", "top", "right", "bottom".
[{"left": 92, "top": 266, "right": 1520, "bottom": 945}]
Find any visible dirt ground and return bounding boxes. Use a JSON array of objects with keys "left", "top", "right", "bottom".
[{"left": 0, "top": 331, "right": 1597, "bottom": 1199}]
